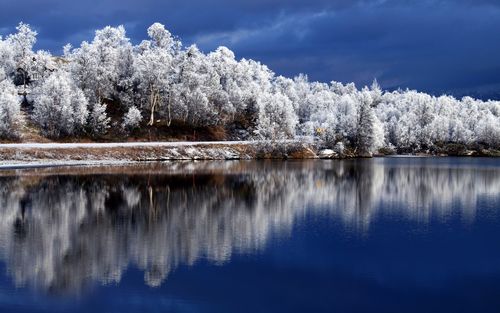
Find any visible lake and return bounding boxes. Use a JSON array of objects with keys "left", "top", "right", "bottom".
[{"left": 0, "top": 158, "right": 499, "bottom": 313}]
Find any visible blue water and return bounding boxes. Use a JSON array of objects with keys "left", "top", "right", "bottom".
[{"left": 0, "top": 158, "right": 499, "bottom": 313}]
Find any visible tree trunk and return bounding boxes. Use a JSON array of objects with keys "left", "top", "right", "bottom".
[
  {"left": 148, "top": 87, "right": 158, "bottom": 126},
  {"left": 167, "top": 94, "right": 172, "bottom": 127}
]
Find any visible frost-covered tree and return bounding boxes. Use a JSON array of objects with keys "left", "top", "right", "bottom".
[
  {"left": 255, "top": 91, "right": 298, "bottom": 139},
  {"left": 0, "top": 80, "right": 21, "bottom": 138},
  {"left": 6, "top": 22, "right": 37, "bottom": 66},
  {"left": 0, "top": 37, "right": 15, "bottom": 81},
  {"left": 65, "top": 25, "right": 133, "bottom": 106},
  {"left": 63, "top": 42, "right": 96, "bottom": 97},
  {"left": 31, "top": 50, "right": 57, "bottom": 81},
  {"left": 32, "top": 71, "right": 89, "bottom": 138},
  {"left": 232, "top": 58, "right": 275, "bottom": 134},
  {"left": 477, "top": 113, "right": 500, "bottom": 148},
  {"left": 134, "top": 23, "right": 179, "bottom": 126},
  {"left": 207, "top": 46, "right": 245, "bottom": 122},
  {"left": 171, "top": 45, "right": 221, "bottom": 126},
  {"left": 353, "top": 90, "right": 377, "bottom": 155},
  {"left": 298, "top": 84, "right": 343, "bottom": 144},
  {"left": 88, "top": 102, "right": 110, "bottom": 137}
]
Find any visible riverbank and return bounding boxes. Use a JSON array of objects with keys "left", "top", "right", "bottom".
[{"left": 0, "top": 141, "right": 498, "bottom": 168}]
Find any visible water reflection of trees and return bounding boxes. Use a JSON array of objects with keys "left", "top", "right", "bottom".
[{"left": 0, "top": 160, "right": 498, "bottom": 293}]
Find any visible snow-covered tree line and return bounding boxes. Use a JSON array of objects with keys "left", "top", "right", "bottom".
[{"left": 0, "top": 22, "right": 498, "bottom": 153}]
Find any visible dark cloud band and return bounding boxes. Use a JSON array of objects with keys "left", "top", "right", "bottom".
[{"left": 1, "top": 0, "right": 499, "bottom": 98}]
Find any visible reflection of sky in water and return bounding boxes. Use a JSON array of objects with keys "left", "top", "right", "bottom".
[{"left": 0, "top": 158, "right": 499, "bottom": 312}]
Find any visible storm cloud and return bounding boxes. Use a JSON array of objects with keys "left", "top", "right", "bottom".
[{"left": 1, "top": 0, "right": 500, "bottom": 97}]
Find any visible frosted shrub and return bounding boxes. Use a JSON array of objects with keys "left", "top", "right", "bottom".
[
  {"left": 122, "top": 106, "right": 142, "bottom": 130},
  {"left": 334, "top": 142, "right": 345, "bottom": 155}
]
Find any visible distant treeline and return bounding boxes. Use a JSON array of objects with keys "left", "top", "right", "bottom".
[{"left": 0, "top": 23, "right": 498, "bottom": 154}]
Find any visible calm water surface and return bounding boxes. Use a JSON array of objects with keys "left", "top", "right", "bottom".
[{"left": 0, "top": 158, "right": 499, "bottom": 313}]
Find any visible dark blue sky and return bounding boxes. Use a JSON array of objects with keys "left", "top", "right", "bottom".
[{"left": 1, "top": 0, "right": 500, "bottom": 97}]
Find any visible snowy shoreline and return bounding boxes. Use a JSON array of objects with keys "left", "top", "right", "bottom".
[
  {"left": 0, "top": 140, "right": 321, "bottom": 168},
  {"left": 0, "top": 142, "right": 498, "bottom": 171}
]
